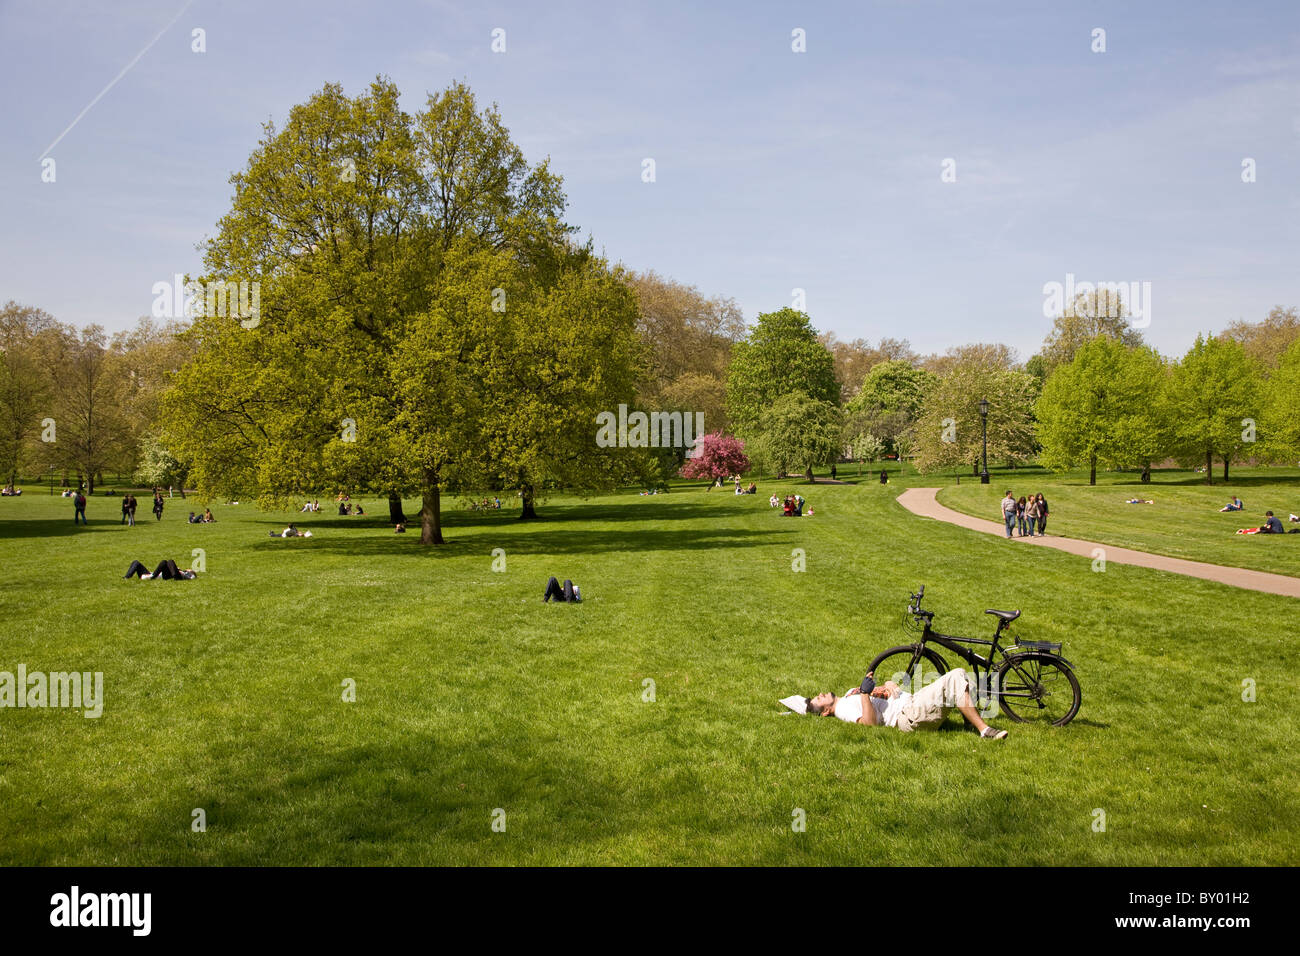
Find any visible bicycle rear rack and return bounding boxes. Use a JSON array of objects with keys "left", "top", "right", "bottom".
[{"left": 1013, "top": 639, "right": 1062, "bottom": 654}]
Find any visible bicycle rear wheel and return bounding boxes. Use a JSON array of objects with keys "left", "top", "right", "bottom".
[
  {"left": 995, "top": 653, "right": 1081, "bottom": 726},
  {"left": 866, "top": 645, "right": 949, "bottom": 694}
]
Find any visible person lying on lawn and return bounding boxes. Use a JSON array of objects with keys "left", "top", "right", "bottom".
[
  {"left": 805, "top": 667, "right": 1007, "bottom": 738},
  {"left": 124, "top": 558, "right": 197, "bottom": 580}
]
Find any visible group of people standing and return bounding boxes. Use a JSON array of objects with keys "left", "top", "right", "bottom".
[{"left": 1000, "top": 490, "right": 1049, "bottom": 538}]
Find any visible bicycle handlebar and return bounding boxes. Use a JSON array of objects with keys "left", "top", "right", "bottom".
[{"left": 908, "top": 585, "right": 932, "bottom": 618}]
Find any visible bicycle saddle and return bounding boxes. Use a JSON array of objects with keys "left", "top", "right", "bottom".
[{"left": 985, "top": 608, "right": 1021, "bottom": 622}]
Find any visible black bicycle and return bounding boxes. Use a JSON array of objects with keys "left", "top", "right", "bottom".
[{"left": 867, "top": 586, "right": 1082, "bottom": 726}]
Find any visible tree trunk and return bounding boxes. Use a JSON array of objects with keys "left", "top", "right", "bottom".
[
  {"left": 1089, "top": 454, "right": 1096, "bottom": 486},
  {"left": 519, "top": 483, "right": 538, "bottom": 520},
  {"left": 972, "top": 460, "right": 979, "bottom": 476},
  {"left": 1205, "top": 449, "right": 1213, "bottom": 484},
  {"left": 1223, "top": 456, "right": 1230, "bottom": 482},
  {"left": 387, "top": 491, "right": 407, "bottom": 525},
  {"left": 1141, "top": 462, "right": 1150, "bottom": 483},
  {"left": 804, "top": 464, "right": 814, "bottom": 482},
  {"left": 419, "top": 476, "right": 444, "bottom": 545}
]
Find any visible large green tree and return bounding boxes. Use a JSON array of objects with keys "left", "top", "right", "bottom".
[
  {"left": 1035, "top": 337, "right": 1168, "bottom": 484},
  {"left": 725, "top": 308, "right": 839, "bottom": 434},
  {"left": 747, "top": 392, "right": 842, "bottom": 479},
  {"left": 844, "top": 359, "right": 937, "bottom": 459},
  {"left": 912, "top": 347, "right": 1038, "bottom": 474},
  {"left": 1165, "top": 334, "right": 1261, "bottom": 483},
  {"left": 162, "top": 79, "right": 637, "bottom": 544},
  {"left": 38, "top": 325, "right": 133, "bottom": 492}
]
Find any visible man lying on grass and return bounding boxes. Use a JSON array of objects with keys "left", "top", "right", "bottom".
[{"left": 802, "top": 668, "right": 1007, "bottom": 739}]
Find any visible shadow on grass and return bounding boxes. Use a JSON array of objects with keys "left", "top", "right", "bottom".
[
  {"left": 159, "top": 734, "right": 643, "bottom": 864},
  {"left": 0, "top": 517, "right": 138, "bottom": 539},
  {"left": 291, "top": 525, "right": 795, "bottom": 557}
]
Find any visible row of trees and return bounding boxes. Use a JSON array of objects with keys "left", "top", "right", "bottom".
[
  {"left": 1038, "top": 328, "right": 1300, "bottom": 484},
  {"left": 715, "top": 294, "right": 1300, "bottom": 485},
  {"left": 0, "top": 303, "right": 190, "bottom": 492},
  {"left": 7, "top": 78, "right": 1297, "bottom": 541}
]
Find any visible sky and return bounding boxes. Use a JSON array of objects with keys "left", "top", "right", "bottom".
[{"left": 1, "top": 0, "right": 1297, "bottom": 360}]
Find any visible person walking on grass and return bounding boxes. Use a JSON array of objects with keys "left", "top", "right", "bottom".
[
  {"left": 73, "top": 490, "right": 87, "bottom": 525},
  {"left": 1001, "top": 490, "right": 1016, "bottom": 538},
  {"left": 1035, "top": 493, "right": 1049, "bottom": 535},
  {"left": 121, "top": 494, "right": 130, "bottom": 525},
  {"left": 126, "top": 494, "right": 137, "bottom": 527},
  {"left": 152, "top": 492, "right": 164, "bottom": 521}
]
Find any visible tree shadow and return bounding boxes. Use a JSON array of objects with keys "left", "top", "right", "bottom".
[
  {"left": 295, "top": 524, "right": 794, "bottom": 557},
  {"left": 0, "top": 517, "right": 110, "bottom": 539}
]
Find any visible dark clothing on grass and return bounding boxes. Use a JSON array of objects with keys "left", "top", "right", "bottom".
[
  {"left": 124, "top": 559, "right": 190, "bottom": 580},
  {"left": 544, "top": 577, "right": 579, "bottom": 603}
]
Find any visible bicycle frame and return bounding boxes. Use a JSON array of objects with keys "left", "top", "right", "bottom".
[
  {"left": 911, "top": 616, "right": 1076, "bottom": 707},
  {"left": 915, "top": 620, "right": 1007, "bottom": 707}
]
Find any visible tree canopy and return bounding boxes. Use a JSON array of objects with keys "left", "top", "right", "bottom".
[
  {"left": 161, "top": 78, "right": 641, "bottom": 543},
  {"left": 725, "top": 308, "right": 839, "bottom": 434}
]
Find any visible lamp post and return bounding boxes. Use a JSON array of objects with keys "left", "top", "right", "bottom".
[
  {"left": 49, "top": 465, "right": 55, "bottom": 496},
  {"left": 978, "top": 398, "right": 990, "bottom": 484}
]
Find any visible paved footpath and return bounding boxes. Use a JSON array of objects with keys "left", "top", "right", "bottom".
[{"left": 897, "top": 487, "right": 1300, "bottom": 599}]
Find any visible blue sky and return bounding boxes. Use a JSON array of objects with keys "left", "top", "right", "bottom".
[{"left": 1, "top": 0, "right": 1296, "bottom": 359}]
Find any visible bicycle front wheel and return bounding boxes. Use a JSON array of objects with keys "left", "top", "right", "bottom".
[
  {"left": 995, "top": 653, "right": 1081, "bottom": 726},
  {"left": 867, "top": 645, "right": 949, "bottom": 695}
]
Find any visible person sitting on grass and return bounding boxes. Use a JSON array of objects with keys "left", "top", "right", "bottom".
[
  {"left": 187, "top": 511, "right": 202, "bottom": 523},
  {"left": 1236, "top": 512, "right": 1288, "bottom": 535},
  {"left": 1220, "top": 496, "right": 1244, "bottom": 512},
  {"left": 799, "top": 668, "right": 1007, "bottom": 738},
  {"left": 769, "top": 493, "right": 780, "bottom": 508},
  {"left": 1125, "top": 497, "right": 1153, "bottom": 504},
  {"left": 543, "top": 576, "right": 581, "bottom": 603},
  {"left": 124, "top": 558, "right": 197, "bottom": 580},
  {"left": 338, "top": 501, "right": 351, "bottom": 515},
  {"left": 202, "top": 508, "right": 215, "bottom": 523},
  {"left": 394, "top": 522, "right": 406, "bottom": 533},
  {"left": 782, "top": 496, "right": 794, "bottom": 516}
]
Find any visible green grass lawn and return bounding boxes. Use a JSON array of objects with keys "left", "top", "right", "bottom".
[
  {"left": 0, "top": 473, "right": 1296, "bottom": 865},
  {"left": 937, "top": 466, "right": 1300, "bottom": 577}
]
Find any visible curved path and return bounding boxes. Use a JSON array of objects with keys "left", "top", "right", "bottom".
[{"left": 897, "top": 487, "right": 1300, "bottom": 599}]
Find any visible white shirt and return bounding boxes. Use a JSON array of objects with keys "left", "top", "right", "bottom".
[{"left": 834, "top": 690, "right": 911, "bottom": 728}]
